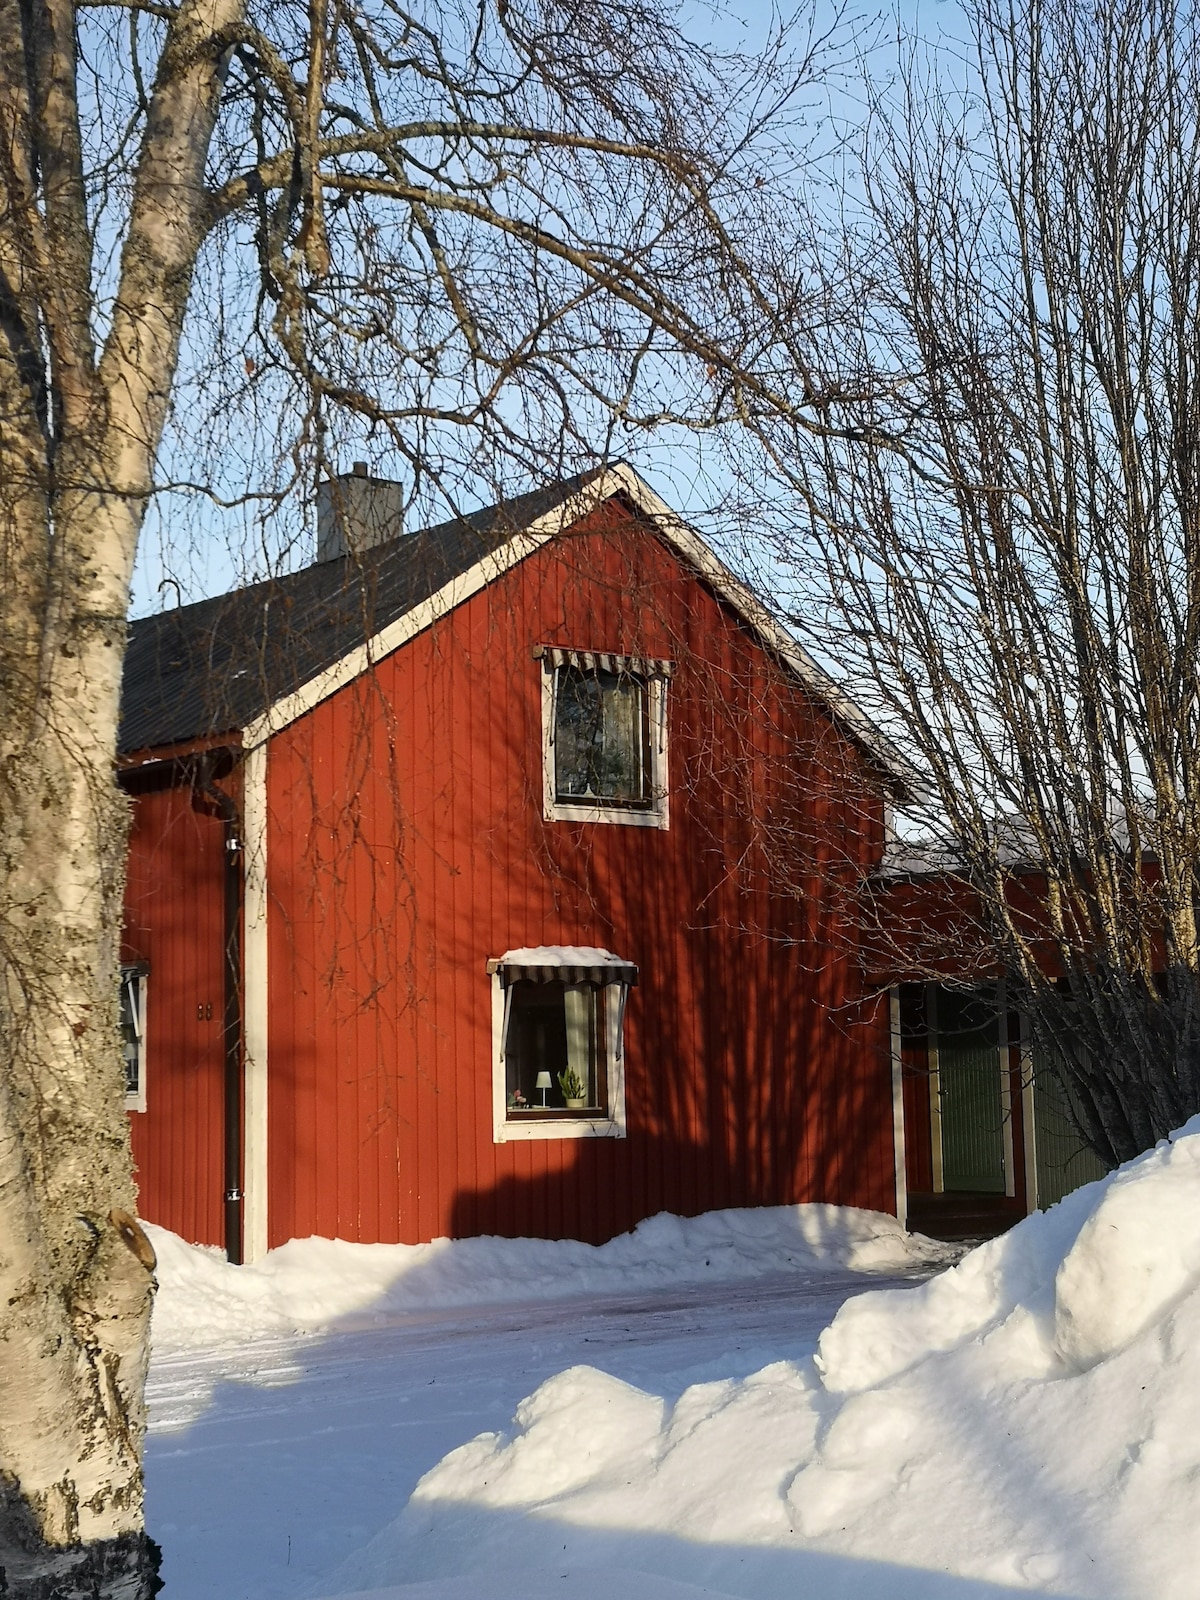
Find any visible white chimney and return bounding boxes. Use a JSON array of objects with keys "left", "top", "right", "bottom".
[{"left": 316, "top": 469, "right": 406, "bottom": 561}]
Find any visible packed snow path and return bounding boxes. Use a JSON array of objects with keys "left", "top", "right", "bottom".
[
  {"left": 146, "top": 1266, "right": 935, "bottom": 1600},
  {"left": 143, "top": 1202, "right": 954, "bottom": 1600},
  {"left": 149, "top": 1132, "right": 1200, "bottom": 1600}
]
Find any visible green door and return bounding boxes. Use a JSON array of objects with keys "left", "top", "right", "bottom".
[
  {"left": 1031, "top": 1048, "right": 1108, "bottom": 1207},
  {"left": 935, "top": 987, "right": 1006, "bottom": 1193}
]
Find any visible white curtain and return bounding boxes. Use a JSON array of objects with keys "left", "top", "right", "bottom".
[{"left": 563, "top": 985, "right": 593, "bottom": 1102}]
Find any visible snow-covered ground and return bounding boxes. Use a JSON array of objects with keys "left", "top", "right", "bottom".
[
  {"left": 145, "top": 1208, "right": 952, "bottom": 1599},
  {"left": 148, "top": 1123, "right": 1200, "bottom": 1599}
]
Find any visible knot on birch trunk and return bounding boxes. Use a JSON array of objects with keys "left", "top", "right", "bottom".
[{"left": 107, "top": 1212, "right": 155, "bottom": 1275}]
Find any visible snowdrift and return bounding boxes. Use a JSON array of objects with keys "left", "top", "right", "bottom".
[
  {"left": 147, "top": 1203, "right": 952, "bottom": 1354},
  {"left": 351, "top": 1117, "right": 1200, "bottom": 1600}
]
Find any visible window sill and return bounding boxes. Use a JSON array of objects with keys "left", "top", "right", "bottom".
[
  {"left": 545, "top": 799, "right": 668, "bottom": 829},
  {"left": 495, "top": 1114, "right": 626, "bottom": 1143},
  {"left": 507, "top": 1105, "right": 603, "bottom": 1116}
]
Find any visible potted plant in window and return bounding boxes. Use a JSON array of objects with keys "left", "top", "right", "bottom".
[{"left": 557, "top": 1066, "right": 587, "bottom": 1109}]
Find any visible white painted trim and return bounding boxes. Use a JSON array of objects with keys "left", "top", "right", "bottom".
[
  {"left": 241, "top": 741, "right": 270, "bottom": 1262},
  {"left": 889, "top": 988, "right": 907, "bottom": 1229},
  {"left": 491, "top": 970, "right": 628, "bottom": 1143},
  {"left": 241, "top": 489, "right": 605, "bottom": 750},
  {"left": 490, "top": 970, "right": 508, "bottom": 1137},
  {"left": 1018, "top": 1010, "right": 1040, "bottom": 1213},
  {"left": 605, "top": 982, "right": 629, "bottom": 1136},
  {"left": 238, "top": 464, "right": 920, "bottom": 797},
  {"left": 997, "top": 980, "right": 1017, "bottom": 1199},
  {"left": 540, "top": 663, "right": 669, "bottom": 829},
  {"left": 927, "top": 984, "right": 944, "bottom": 1194},
  {"left": 122, "top": 969, "right": 147, "bottom": 1115}
]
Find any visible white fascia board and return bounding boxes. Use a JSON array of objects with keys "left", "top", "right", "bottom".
[
  {"left": 240, "top": 462, "right": 921, "bottom": 798},
  {"left": 241, "top": 477, "right": 623, "bottom": 749},
  {"left": 603, "top": 464, "right": 925, "bottom": 800}
]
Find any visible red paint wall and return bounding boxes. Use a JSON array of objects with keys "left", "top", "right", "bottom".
[
  {"left": 123, "top": 774, "right": 233, "bottom": 1245},
  {"left": 263, "top": 502, "right": 898, "bottom": 1246}
]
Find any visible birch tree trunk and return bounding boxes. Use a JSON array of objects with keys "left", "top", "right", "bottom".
[{"left": 0, "top": 0, "right": 242, "bottom": 1584}]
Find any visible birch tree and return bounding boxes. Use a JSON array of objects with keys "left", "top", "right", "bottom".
[
  {"left": 0, "top": 0, "right": 842, "bottom": 1588},
  {"left": 752, "top": 0, "right": 1200, "bottom": 1169}
]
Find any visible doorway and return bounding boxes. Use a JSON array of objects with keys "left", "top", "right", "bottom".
[{"left": 932, "top": 986, "right": 1006, "bottom": 1194}]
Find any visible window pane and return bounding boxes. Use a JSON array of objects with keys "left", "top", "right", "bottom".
[
  {"left": 555, "top": 668, "right": 647, "bottom": 804},
  {"left": 120, "top": 972, "right": 141, "bottom": 1095},
  {"left": 505, "top": 981, "right": 603, "bottom": 1112}
]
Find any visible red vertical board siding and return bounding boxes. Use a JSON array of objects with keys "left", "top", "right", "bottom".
[
  {"left": 124, "top": 780, "right": 229, "bottom": 1245},
  {"left": 264, "top": 503, "right": 897, "bottom": 1247}
]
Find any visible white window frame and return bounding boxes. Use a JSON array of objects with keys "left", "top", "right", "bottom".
[
  {"left": 489, "top": 955, "right": 631, "bottom": 1143},
  {"left": 539, "top": 649, "right": 670, "bottom": 829},
  {"left": 121, "top": 964, "right": 148, "bottom": 1114}
]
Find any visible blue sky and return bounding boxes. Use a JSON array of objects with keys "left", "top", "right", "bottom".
[{"left": 130, "top": 0, "right": 971, "bottom": 616}]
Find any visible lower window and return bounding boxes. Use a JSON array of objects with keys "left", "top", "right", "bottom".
[
  {"left": 489, "top": 948, "right": 635, "bottom": 1141},
  {"left": 505, "top": 982, "right": 607, "bottom": 1115}
]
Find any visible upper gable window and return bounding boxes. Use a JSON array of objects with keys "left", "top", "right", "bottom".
[
  {"left": 537, "top": 647, "right": 671, "bottom": 829},
  {"left": 556, "top": 667, "right": 648, "bottom": 805}
]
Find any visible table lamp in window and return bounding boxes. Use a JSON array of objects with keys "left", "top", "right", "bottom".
[{"left": 535, "top": 1070, "right": 552, "bottom": 1107}]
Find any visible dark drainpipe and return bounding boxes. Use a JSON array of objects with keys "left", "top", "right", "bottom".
[{"left": 195, "top": 758, "right": 245, "bottom": 1265}]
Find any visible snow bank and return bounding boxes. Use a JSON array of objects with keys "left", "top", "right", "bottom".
[
  {"left": 359, "top": 1117, "right": 1200, "bottom": 1600},
  {"left": 310, "top": 1570, "right": 745, "bottom": 1600},
  {"left": 148, "top": 1204, "right": 952, "bottom": 1355}
]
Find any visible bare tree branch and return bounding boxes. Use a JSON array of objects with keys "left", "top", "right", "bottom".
[{"left": 750, "top": 0, "right": 1200, "bottom": 1166}]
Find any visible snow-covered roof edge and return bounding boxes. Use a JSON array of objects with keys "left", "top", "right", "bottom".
[{"left": 495, "top": 946, "right": 629, "bottom": 965}]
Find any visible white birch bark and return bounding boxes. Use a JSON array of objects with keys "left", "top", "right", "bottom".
[{"left": 0, "top": 0, "right": 244, "bottom": 1568}]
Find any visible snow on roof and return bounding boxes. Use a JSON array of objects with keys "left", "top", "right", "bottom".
[
  {"left": 497, "top": 946, "right": 628, "bottom": 965},
  {"left": 490, "top": 945, "right": 639, "bottom": 985}
]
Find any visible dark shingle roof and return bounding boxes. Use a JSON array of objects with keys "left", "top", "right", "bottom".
[{"left": 119, "top": 476, "right": 589, "bottom": 754}]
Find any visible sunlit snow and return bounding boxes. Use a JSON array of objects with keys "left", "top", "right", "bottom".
[{"left": 146, "top": 1128, "right": 1200, "bottom": 1599}]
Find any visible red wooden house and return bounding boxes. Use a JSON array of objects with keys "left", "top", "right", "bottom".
[{"left": 119, "top": 465, "right": 924, "bottom": 1262}]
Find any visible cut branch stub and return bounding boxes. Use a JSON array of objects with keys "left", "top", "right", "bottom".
[{"left": 108, "top": 1210, "right": 156, "bottom": 1275}]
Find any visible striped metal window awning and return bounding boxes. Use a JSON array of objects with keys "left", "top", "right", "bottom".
[
  {"left": 487, "top": 954, "right": 638, "bottom": 987},
  {"left": 533, "top": 645, "right": 673, "bottom": 678}
]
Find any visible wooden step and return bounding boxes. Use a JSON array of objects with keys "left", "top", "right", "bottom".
[{"left": 906, "top": 1190, "right": 1025, "bottom": 1242}]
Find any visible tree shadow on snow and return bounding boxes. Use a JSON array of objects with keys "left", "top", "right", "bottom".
[{"left": 317, "top": 1503, "right": 1085, "bottom": 1600}]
